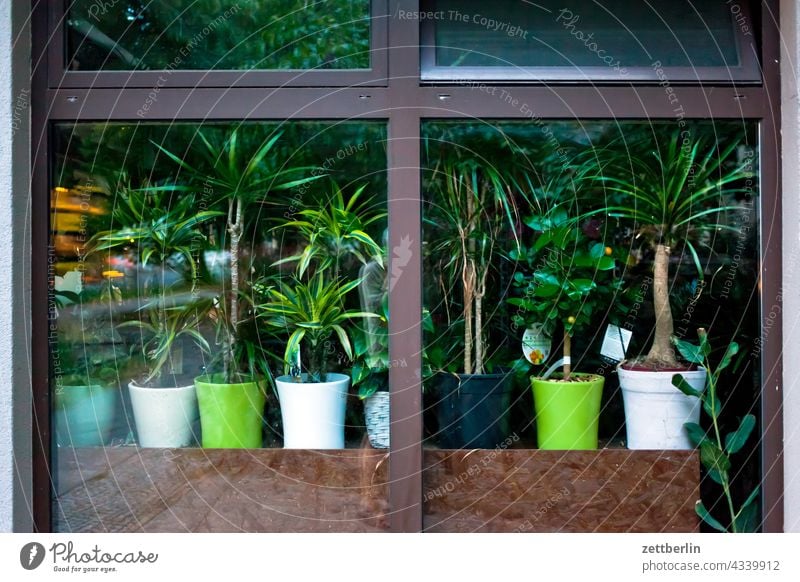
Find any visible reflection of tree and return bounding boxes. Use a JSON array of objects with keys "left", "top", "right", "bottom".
[{"left": 67, "top": 1, "right": 371, "bottom": 70}]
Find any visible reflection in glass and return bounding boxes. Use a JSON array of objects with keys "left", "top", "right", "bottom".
[
  {"left": 433, "top": 0, "right": 740, "bottom": 69},
  {"left": 50, "top": 122, "right": 389, "bottom": 531},
  {"left": 67, "top": 0, "right": 371, "bottom": 71}
]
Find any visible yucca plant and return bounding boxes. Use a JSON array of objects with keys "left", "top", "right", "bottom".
[
  {"left": 256, "top": 271, "right": 377, "bottom": 383},
  {"left": 579, "top": 129, "right": 750, "bottom": 368},
  {"left": 150, "top": 127, "right": 322, "bottom": 381}
]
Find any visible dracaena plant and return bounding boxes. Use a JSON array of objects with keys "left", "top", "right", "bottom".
[
  {"left": 150, "top": 127, "right": 322, "bottom": 381},
  {"left": 508, "top": 206, "right": 619, "bottom": 380},
  {"left": 578, "top": 129, "right": 750, "bottom": 368},
  {"left": 89, "top": 186, "right": 222, "bottom": 386},
  {"left": 256, "top": 272, "right": 377, "bottom": 383},
  {"left": 272, "top": 182, "right": 386, "bottom": 277},
  {"left": 425, "top": 153, "right": 521, "bottom": 376},
  {"left": 672, "top": 330, "right": 757, "bottom": 533}
]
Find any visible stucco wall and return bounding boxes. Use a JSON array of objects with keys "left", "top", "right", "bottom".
[
  {"left": 781, "top": 0, "right": 800, "bottom": 534},
  {"left": 0, "top": 0, "right": 31, "bottom": 532}
]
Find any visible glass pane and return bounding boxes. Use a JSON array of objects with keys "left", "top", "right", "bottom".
[
  {"left": 66, "top": 0, "right": 371, "bottom": 71},
  {"left": 432, "top": 0, "right": 740, "bottom": 69},
  {"left": 422, "top": 120, "right": 761, "bottom": 532},
  {"left": 50, "top": 121, "right": 389, "bottom": 531}
]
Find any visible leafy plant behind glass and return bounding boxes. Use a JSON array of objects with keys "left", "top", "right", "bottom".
[
  {"left": 577, "top": 128, "right": 750, "bottom": 368},
  {"left": 89, "top": 186, "right": 221, "bottom": 386},
  {"left": 509, "top": 204, "right": 619, "bottom": 380},
  {"left": 672, "top": 330, "right": 757, "bottom": 533},
  {"left": 272, "top": 182, "right": 386, "bottom": 277},
  {"left": 259, "top": 180, "right": 385, "bottom": 383},
  {"left": 256, "top": 272, "right": 378, "bottom": 383},
  {"left": 150, "top": 127, "right": 322, "bottom": 382},
  {"left": 424, "top": 130, "right": 523, "bottom": 376}
]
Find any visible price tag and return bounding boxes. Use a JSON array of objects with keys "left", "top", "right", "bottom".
[
  {"left": 522, "top": 324, "right": 551, "bottom": 365},
  {"left": 600, "top": 324, "right": 632, "bottom": 362}
]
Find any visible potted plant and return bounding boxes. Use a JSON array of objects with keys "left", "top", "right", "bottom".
[
  {"left": 263, "top": 181, "right": 385, "bottom": 448},
  {"left": 52, "top": 279, "right": 122, "bottom": 447},
  {"left": 352, "top": 296, "right": 390, "bottom": 449},
  {"left": 91, "top": 187, "right": 220, "bottom": 448},
  {"left": 509, "top": 207, "right": 619, "bottom": 450},
  {"left": 424, "top": 150, "right": 521, "bottom": 449},
  {"left": 153, "top": 127, "right": 322, "bottom": 448},
  {"left": 257, "top": 272, "right": 377, "bottom": 448},
  {"left": 581, "top": 128, "right": 749, "bottom": 449}
]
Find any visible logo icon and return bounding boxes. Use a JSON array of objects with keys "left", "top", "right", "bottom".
[{"left": 20, "top": 542, "right": 46, "bottom": 570}]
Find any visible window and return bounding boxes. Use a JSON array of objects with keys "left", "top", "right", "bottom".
[
  {"left": 33, "top": 1, "right": 783, "bottom": 533},
  {"left": 421, "top": 0, "right": 760, "bottom": 82}
]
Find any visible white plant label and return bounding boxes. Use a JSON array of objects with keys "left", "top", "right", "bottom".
[
  {"left": 600, "top": 324, "right": 632, "bottom": 362},
  {"left": 522, "top": 324, "right": 552, "bottom": 365}
]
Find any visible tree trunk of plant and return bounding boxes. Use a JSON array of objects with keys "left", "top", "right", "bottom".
[
  {"left": 462, "top": 259, "right": 475, "bottom": 376},
  {"left": 563, "top": 330, "right": 571, "bottom": 381},
  {"left": 474, "top": 268, "right": 487, "bottom": 375},
  {"left": 646, "top": 243, "right": 679, "bottom": 367},
  {"left": 226, "top": 197, "right": 244, "bottom": 379}
]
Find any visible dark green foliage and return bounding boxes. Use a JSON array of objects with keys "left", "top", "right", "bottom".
[{"left": 672, "top": 332, "right": 758, "bottom": 532}]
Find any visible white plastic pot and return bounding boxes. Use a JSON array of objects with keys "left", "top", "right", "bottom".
[
  {"left": 364, "top": 391, "right": 390, "bottom": 449},
  {"left": 276, "top": 373, "right": 349, "bottom": 449},
  {"left": 618, "top": 366, "right": 706, "bottom": 450},
  {"left": 128, "top": 382, "right": 198, "bottom": 448}
]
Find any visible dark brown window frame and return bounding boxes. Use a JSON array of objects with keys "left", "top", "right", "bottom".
[
  {"left": 420, "top": 0, "right": 762, "bottom": 84},
  {"left": 50, "top": 0, "right": 390, "bottom": 88},
  {"left": 31, "top": 0, "right": 784, "bottom": 534}
]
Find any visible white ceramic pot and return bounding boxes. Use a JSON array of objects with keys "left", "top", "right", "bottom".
[
  {"left": 128, "top": 382, "right": 198, "bottom": 448},
  {"left": 276, "top": 373, "right": 349, "bottom": 449},
  {"left": 618, "top": 366, "right": 707, "bottom": 450},
  {"left": 364, "top": 391, "right": 390, "bottom": 449}
]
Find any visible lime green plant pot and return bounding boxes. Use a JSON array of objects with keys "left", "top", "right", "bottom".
[
  {"left": 195, "top": 375, "right": 266, "bottom": 448},
  {"left": 532, "top": 374, "right": 604, "bottom": 450}
]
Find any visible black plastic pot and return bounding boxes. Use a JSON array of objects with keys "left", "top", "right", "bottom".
[{"left": 435, "top": 372, "right": 513, "bottom": 449}]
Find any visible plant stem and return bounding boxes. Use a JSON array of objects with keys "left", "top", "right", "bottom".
[
  {"left": 563, "top": 330, "right": 572, "bottom": 381},
  {"left": 705, "top": 356, "right": 739, "bottom": 532},
  {"left": 647, "top": 243, "right": 678, "bottom": 366},
  {"left": 227, "top": 197, "right": 243, "bottom": 378}
]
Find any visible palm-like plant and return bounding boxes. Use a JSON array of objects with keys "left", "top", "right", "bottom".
[
  {"left": 426, "top": 154, "right": 521, "bottom": 375},
  {"left": 272, "top": 182, "right": 385, "bottom": 277},
  {"left": 578, "top": 129, "right": 749, "bottom": 367},
  {"left": 151, "top": 127, "right": 322, "bottom": 380},
  {"left": 90, "top": 186, "right": 221, "bottom": 386},
  {"left": 256, "top": 272, "right": 377, "bottom": 383},
  {"left": 119, "top": 300, "right": 211, "bottom": 385}
]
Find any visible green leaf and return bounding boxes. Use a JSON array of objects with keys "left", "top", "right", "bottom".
[
  {"left": 684, "top": 422, "right": 709, "bottom": 447},
  {"left": 673, "top": 338, "right": 704, "bottom": 364},
  {"left": 672, "top": 374, "right": 703, "bottom": 398},
  {"left": 695, "top": 501, "right": 728, "bottom": 532},
  {"left": 724, "top": 414, "right": 755, "bottom": 454},
  {"left": 596, "top": 256, "right": 615, "bottom": 271},
  {"left": 571, "top": 278, "right": 596, "bottom": 294},
  {"left": 589, "top": 242, "right": 605, "bottom": 259},
  {"left": 700, "top": 441, "right": 731, "bottom": 475},
  {"left": 740, "top": 485, "right": 761, "bottom": 511},
  {"left": 706, "top": 467, "right": 724, "bottom": 486},
  {"left": 734, "top": 498, "right": 759, "bottom": 533},
  {"left": 534, "top": 284, "right": 560, "bottom": 298},
  {"left": 719, "top": 342, "right": 740, "bottom": 372}
]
